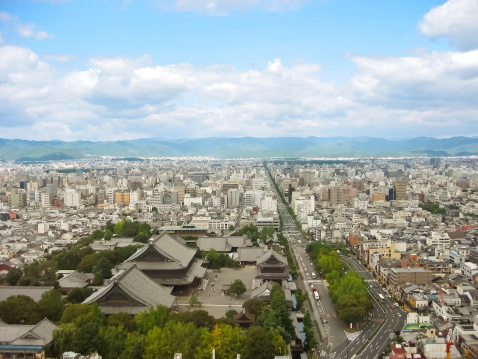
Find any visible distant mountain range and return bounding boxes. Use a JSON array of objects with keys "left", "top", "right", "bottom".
[{"left": 1, "top": 136, "right": 478, "bottom": 161}]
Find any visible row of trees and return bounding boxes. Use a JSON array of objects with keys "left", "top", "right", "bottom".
[
  {"left": 264, "top": 165, "right": 311, "bottom": 239},
  {"left": 206, "top": 249, "right": 239, "bottom": 269},
  {"left": 307, "top": 241, "right": 373, "bottom": 324},
  {"left": 277, "top": 232, "right": 298, "bottom": 278},
  {"left": 0, "top": 290, "right": 64, "bottom": 323},
  {"left": 419, "top": 203, "right": 446, "bottom": 215},
  {"left": 49, "top": 301, "right": 289, "bottom": 359},
  {"left": 6, "top": 243, "right": 141, "bottom": 287},
  {"left": 231, "top": 223, "right": 261, "bottom": 246}
]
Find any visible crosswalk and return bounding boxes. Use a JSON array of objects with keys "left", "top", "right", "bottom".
[{"left": 345, "top": 330, "right": 362, "bottom": 342}]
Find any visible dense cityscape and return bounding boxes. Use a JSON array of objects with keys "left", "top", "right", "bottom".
[
  {"left": 1, "top": 156, "right": 478, "bottom": 359},
  {"left": 2, "top": 0, "right": 478, "bottom": 357}
]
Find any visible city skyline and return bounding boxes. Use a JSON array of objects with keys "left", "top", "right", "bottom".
[{"left": 1, "top": 0, "right": 477, "bottom": 141}]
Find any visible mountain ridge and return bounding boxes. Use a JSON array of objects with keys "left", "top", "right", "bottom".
[{"left": 1, "top": 136, "right": 478, "bottom": 161}]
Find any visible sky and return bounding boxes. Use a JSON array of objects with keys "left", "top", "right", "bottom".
[{"left": 0, "top": 0, "right": 478, "bottom": 141}]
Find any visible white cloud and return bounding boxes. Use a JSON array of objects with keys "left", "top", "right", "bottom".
[
  {"left": 0, "top": 12, "right": 15, "bottom": 21},
  {"left": 1, "top": 44, "right": 478, "bottom": 141},
  {"left": 0, "top": 11, "right": 53, "bottom": 41},
  {"left": 43, "top": 54, "right": 75, "bottom": 62},
  {"left": 351, "top": 50, "right": 478, "bottom": 109},
  {"left": 419, "top": 0, "right": 478, "bottom": 50},
  {"left": 16, "top": 23, "right": 54, "bottom": 41},
  {"left": 157, "top": 0, "right": 309, "bottom": 15}
]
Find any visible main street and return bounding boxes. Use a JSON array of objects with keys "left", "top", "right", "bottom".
[{"left": 268, "top": 172, "right": 406, "bottom": 359}]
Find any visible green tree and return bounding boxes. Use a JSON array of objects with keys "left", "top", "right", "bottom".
[
  {"left": 189, "top": 295, "right": 202, "bottom": 307},
  {"left": 229, "top": 225, "right": 235, "bottom": 231},
  {"left": 134, "top": 232, "right": 149, "bottom": 243},
  {"left": 138, "top": 222, "right": 151, "bottom": 235},
  {"left": 269, "top": 327, "right": 288, "bottom": 357},
  {"left": 170, "top": 310, "right": 216, "bottom": 330},
  {"left": 243, "top": 325, "right": 273, "bottom": 359},
  {"left": 335, "top": 295, "right": 366, "bottom": 324},
  {"left": 152, "top": 207, "right": 158, "bottom": 213},
  {"left": 60, "top": 303, "right": 91, "bottom": 324},
  {"left": 0, "top": 295, "right": 40, "bottom": 324},
  {"left": 303, "top": 312, "right": 317, "bottom": 349},
  {"left": 295, "top": 288, "right": 308, "bottom": 310},
  {"left": 225, "top": 309, "right": 238, "bottom": 319},
  {"left": 93, "top": 271, "right": 104, "bottom": 286},
  {"left": 96, "top": 256, "right": 113, "bottom": 279},
  {"left": 104, "top": 228, "right": 113, "bottom": 241},
  {"left": 135, "top": 305, "right": 170, "bottom": 334},
  {"left": 207, "top": 248, "right": 219, "bottom": 268},
  {"left": 120, "top": 332, "right": 144, "bottom": 359},
  {"left": 91, "top": 229, "right": 104, "bottom": 240},
  {"left": 242, "top": 298, "right": 267, "bottom": 318},
  {"left": 331, "top": 272, "right": 369, "bottom": 303},
  {"left": 107, "top": 312, "right": 137, "bottom": 332},
  {"left": 229, "top": 279, "right": 247, "bottom": 297},
  {"left": 52, "top": 323, "right": 78, "bottom": 357},
  {"left": 115, "top": 245, "right": 141, "bottom": 263},
  {"left": 209, "top": 324, "right": 245, "bottom": 359},
  {"left": 77, "top": 251, "right": 116, "bottom": 273},
  {"left": 38, "top": 289, "right": 64, "bottom": 322},
  {"left": 68, "top": 288, "right": 93, "bottom": 304},
  {"left": 97, "top": 325, "right": 126, "bottom": 359},
  {"left": 270, "top": 283, "right": 294, "bottom": 341},
  {"left": 72, "top": 321, "right": 100, "bottom": 354},
  {"left": 114, "top": 219, "right": 126, "bottom": 236},
  {"left": 122, "top": 220, "right": 140, "bottom": 237},
  {"left": 143, "top": 321, "right": 203, "bottom": 359},
  {"left": 6, "top": 267, "right": 22, "bottom": 286}
]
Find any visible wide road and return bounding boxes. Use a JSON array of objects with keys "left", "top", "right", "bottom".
[
  {"left": 266, "top": 169, "right": 406, "bottom": 359},
  {"left": 339, "top": 255, "right": 407, "bottom": 359}
]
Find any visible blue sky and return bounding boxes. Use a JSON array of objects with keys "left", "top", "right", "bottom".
[{"left": 0, "top": 0, "right": 477, "bottom": 141}]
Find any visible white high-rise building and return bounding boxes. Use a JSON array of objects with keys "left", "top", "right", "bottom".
[
  {"left": 261, "top": 196, "right": 277, "bottom": 212},
  {"left": 227, "top": 189, "right": 240, "bottom": 208},
  {"left": 41, "top": 192, "right": 51, "bottom": 209},
  {"left": 244, "top": 190, "right": 263, "bottom": 207},
  {"left": 252, "top": 177, "right": 270, "bottom": 191},
  {"left": 64, "top": 189, "right": 81, "bottom": 207}
]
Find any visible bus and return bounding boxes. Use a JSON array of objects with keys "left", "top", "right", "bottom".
[{"left": 378, "top": 294, "right": 385, "bottom": 302}]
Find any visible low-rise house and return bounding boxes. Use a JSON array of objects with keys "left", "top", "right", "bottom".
[
  {"left": 0, "top": 318, "right": 58, "bottom": 359},
  {"left": 0, "top": 286, "right": 54, "bottom": 303},
  {"left": 58, "top": 271, "right": 94, "bottom": 294}
]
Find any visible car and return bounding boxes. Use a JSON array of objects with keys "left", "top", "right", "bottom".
[
  {"left": 312, "top": 287, "right": 317, "bottom": 292},
  {"left": 390, "top": 305, "right": 395, "bottom": 309},
  {"left": 322, "top": 319, "right": 328, "bottom": 324}
]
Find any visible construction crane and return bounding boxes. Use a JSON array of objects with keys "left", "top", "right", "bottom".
[{"left": 440, "top": 289, "right": 454, "bottom": 359}]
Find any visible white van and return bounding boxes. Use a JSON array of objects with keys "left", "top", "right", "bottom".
[
  {"left": 311, "top": 272, "right": 316, "bottom": 279},
  {"left": 314, "top": 291, "right": 320, "bottom": 300}
]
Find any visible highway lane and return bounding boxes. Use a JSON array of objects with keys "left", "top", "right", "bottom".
[
  {"left": 340, "top": 256, "right": 407, "bottom": 359},
  {"left": 268, "top": 175, "right": 406, "bottom": 358}
]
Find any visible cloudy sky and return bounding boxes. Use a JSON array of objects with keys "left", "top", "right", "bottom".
[{"left": 1, "top": 0, "right": 477, "bottom": 141}]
